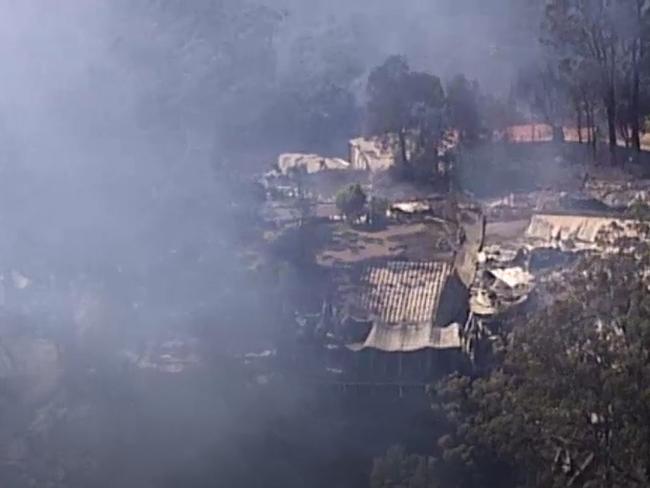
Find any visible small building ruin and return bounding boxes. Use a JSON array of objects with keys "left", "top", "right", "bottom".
[
  {"left": 275, "top": 153, "right": 350, "bottom": 175},
  {"left": 349, "top": 136, "right": 400, "bottom": 172},
  {"left": 262, "top": 128, "right": 650, "bottom": 386},
  {"left": 322, "top": 260, "right": 469, "bottom": 382}
]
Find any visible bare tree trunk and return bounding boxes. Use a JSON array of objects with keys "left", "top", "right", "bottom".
[
  {"left": 398, "top": 128, "right": 409, "bottom": 165},
  {"left": 397, "top": 128, "right": 413, "bottom": 180},
  {"left": 606, "top": 41, "right": 619, "bottom": 165},
  {"left": 577, "top": 103, "right": 583, "bottom": 144},
  {"left": 552, "top": 125, "right": 565, "bottom": 143},
  {"left": 605, "top": 87, "right": 618, "bottom": 165},
  {"left": 586, "top": 100, "right": 597, "bottom": 163},
  {"left": 585, "top": 97, "right": 593, "bottom": 146},
  {"left": 619, "top": 121, "right": 631, "bottom": 148},
  {"left": 632, "top": 44, "right": 642, "bottom": 153},
  {"left": 632, "top": 0, "right": 643, "bottom": 154}
]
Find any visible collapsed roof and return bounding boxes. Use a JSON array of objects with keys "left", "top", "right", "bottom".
[
  {"left": 470, "top": 266, "right": 534, "bottom": 316},
  {"left": 472, "top": 209, "right": 649, "bottom": 317},
  {"left": 526, "top": 213, "right": 642, "bottom": 247}
]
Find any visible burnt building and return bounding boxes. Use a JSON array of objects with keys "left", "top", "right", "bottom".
[{"left": 324, "top": 260, "right": 470, "bottom": 382}]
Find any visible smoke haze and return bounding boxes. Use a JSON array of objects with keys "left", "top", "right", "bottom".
[{"left": 0, "top": 1, "right": 546, "bottom": 486}]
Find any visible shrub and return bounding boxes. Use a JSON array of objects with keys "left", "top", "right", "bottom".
[
  {"left": 335, "top": 183, "right": 367, "bottom": 221},
  {"left": 368, "top": 196, "right": 389, "bottom": 227}
]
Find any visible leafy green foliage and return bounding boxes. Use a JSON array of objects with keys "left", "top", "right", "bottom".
[
  {"left": 371, "top": 236, "right": 650, "bottom": 488},
  {"left": 335, "top": 183, "right": 367, "bottom": 221},
  {"left": 629, "top": 201, "right": 650, "bottom": 221},
  {"left": 366, "top": 56, "right": 447, "bottom": 181},
  {"left": 541, "top": 0, "right": 650, "bottom": 158},
  {"left": 447, "top": 75, "right": 483, "bottom": 145},
  {"left": 368, "top": 196, "right": 389, "bottom": 228},
  {"left": 370, "top": 446, "right": 437, "bottom": 488},
  {"left": 433, "top": 244, "right": 650, "bottom": 487}
]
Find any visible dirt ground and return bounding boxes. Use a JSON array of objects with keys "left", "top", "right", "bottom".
[
  {"left": 484, "top": 219, "right": 530, "bottom": 244},
  {"left": 315, "top": 221, "right": 456, "bottom": 267}
]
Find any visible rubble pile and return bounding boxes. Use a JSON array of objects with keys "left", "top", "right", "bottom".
[
  {"left": 585, "top": 179, "right": 650, "bottom": 209},
  {"left": 482, "top": 190, "right": 561, "bottom": 221},
  {"left": 260, "top": 133, "right": 650, "bottom": 373},
  {"left": 471, "top": 198, "right": 650, "bottom": 321},
  {"left": 470, "top": 267, "right": 534, "bottom": 316}
]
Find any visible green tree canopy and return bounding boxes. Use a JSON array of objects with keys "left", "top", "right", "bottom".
[
  {"left": 447, "top": 74, "right": 483, "bottom": 145},
  {"left": 366, "top": 56, "right": 447, "bottom": 181},
  {"left": 335, "top": 183, "right": 367, "bottom": 222},
  {"left": 434, "top": 240, "right": 650, "bottom": 487}
]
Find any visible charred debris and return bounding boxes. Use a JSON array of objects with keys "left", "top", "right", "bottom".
[{"left": 254, "top": 136, "right": 650, "bottom": 392}]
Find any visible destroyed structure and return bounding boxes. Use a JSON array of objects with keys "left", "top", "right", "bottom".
[
  {"left": 261, "top": 135, "right": 650, "bottom": 383},
  {"left": 276, "top": 153, "right": 350, "bottom": 175},
  {"left": 466, "top": 186, "right": 650, "bottom": 363},
  {"left": 319, "top": 260, "right": 469, "bottom": 381},
  {"left": 349, "top": 136, "right": 402, "bottom": 172}
]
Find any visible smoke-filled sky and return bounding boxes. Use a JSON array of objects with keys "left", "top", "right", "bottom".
[
  {"left": 0, "top": 0, "right": 544, "bottom": 405},
  {"left": 0, "top": 0, "right": 541, "bottom": 307},
  {"left": 0, "top": 1, "right": 545, "bottom": 486},
  {"left": 273, "top": 0, "right": 540, "bottom": 90}
]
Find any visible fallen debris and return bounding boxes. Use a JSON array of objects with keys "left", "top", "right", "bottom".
[
  {"left": 349, "top": 136, "right": 399, "bottom": 172},
  {"left": 276, "top": 153, "right": 350, "bottom": 175},
  {"left": 488, "top": 267, "right": 533, "bottom": 290}
]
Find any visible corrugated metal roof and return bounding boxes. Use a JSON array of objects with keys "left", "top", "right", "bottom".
[
  {"left": 354, "top": 322, "right": 461, "bottom": 352},
  {"left": 346, "top": 261, "right": 462, "bottom": 352},
  {"left": 359, "top": 261, "right": 452, "bottom": 325}
]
